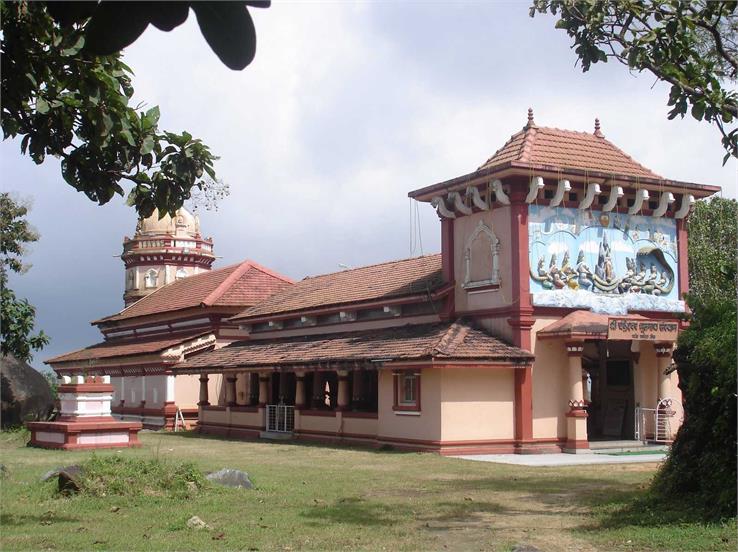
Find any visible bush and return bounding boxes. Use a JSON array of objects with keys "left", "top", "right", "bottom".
[{"left": 74, "top": 456, "right": 208, "bottom": 499}]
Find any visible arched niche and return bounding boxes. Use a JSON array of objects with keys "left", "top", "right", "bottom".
[{"left": 463, "top": 220, "right": 501, "bottom": 290}]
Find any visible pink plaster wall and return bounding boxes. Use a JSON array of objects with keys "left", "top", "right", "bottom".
[
  {"left": 377, "top": 368, "right": 442, "bottom": 441},
  {"left": 440, "top": 368, "right": 515, "bottom": 440},
  {"left": 530, "top": 317, "right": 569, "bottom": 440},
  {"left": 453, "top": 208, "right": 513, "bottom": 314},
  {"left": 341, "top": 416, "right": 378, "bottom": 437}
]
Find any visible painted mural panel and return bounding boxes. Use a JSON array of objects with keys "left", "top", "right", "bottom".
[{"left": 528, "top": 206, "right": 684, "bottom": 315}]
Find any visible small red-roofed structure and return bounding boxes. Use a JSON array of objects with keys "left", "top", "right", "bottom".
[{"left": 27, "top": 375, "right": 141, "bottom": 450}]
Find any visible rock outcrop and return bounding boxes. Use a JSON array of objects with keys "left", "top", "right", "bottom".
[{"left": 0, "top": 354, "right": 54, "bottom": 427}]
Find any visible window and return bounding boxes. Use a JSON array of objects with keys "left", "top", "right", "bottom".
[
  {"left": 144, "top": 269, "right": 158, "bottom": 288},
  {"left": 393, "top": 371, "right": 421, "bottom": 412}
]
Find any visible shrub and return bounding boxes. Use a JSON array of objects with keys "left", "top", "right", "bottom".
[{"left": 74, "top": 456, "right": 208, "bottom": 499}]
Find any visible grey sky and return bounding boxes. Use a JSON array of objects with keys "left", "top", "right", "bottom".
[{"left": 2, "top": 2, "right": 735, "bottom": 370}]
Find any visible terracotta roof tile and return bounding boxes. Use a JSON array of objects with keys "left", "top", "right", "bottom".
[
  {"left": 233, "top": 254, "right": 444, "bottom": 320},
  {"left": 175, "top": 319, "right": 532, "bottom": 371},
  {"left": 96, "top": 261, "right": 293, "bottom": 324},
  {"left": 537, "top": 311, "right": 648, "bottom": 339},
  {"left": 479, "top": 125, "right": 662, "bottom": 179},
  {"left": 46, "top": 330, "right": 209, "bottom": 364}
]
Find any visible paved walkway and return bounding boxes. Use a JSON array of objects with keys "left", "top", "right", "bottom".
[{"left": 453, "top": 452, "right": 666, "bottom": 467}]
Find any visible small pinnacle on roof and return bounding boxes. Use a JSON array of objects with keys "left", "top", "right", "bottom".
[
  {"left": 525, "top": 107, "right": 536, "bottom": 129},
  {"left": 594, "top": 117, "right": 604, "bottom": 137}
]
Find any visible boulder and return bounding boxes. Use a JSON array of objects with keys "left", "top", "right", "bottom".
[
  {"left": 186, "top": 516, "right": 212, "bottom": 530},
  {"left": 205, "top": 468, "right": 253, "bottom": 489},
  {"left": 0, "top": 355, "right": 53, "bottom": 427},
  {"left": 57, "top": 465, "right": 84, "bottom": 495}
]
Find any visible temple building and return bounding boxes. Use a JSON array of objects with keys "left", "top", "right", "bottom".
[
  {"left": 47, "top": 112, "right": 720, "bottom": 453},
  {"left": 122, "top": 208, "right": 215, "bottom": 306},
  {"left": 47, "top": 208, "right": 294, "bottom": 429}
]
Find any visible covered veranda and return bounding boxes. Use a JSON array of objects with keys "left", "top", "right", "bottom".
[
  {"left": 173, "top": 319, "right": 534, "bottom": 452},
  {"left": 537, "top": 311, "right": 681, "bottom": 452}
]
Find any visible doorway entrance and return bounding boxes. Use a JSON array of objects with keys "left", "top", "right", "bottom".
[{"left": 584, "top": 341, "right": 635, "bottom": 440}]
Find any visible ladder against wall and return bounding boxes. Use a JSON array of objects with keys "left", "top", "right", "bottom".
[
  {"left": 635, "top": 398, "right": 674, "bottom": 443},
  {"left": 174, "top": 408, "right": 187, "bottom": 432}
]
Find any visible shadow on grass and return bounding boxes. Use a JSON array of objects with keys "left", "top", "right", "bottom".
[
  {"left": 300, "top": 496, "right": 508, "bottom": 528},
  {"left": 0, "top": 512, "right": 80, "bottom": 526},
  {"left": 300, "top": 496, "right": 400, "bottom": 526},
  {"left": 581, "top": 488, "right": 734, "bottom": 531}
]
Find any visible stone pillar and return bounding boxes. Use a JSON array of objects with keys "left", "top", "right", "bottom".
[
  {"left": 198, "top": 374, "right": 210, "bottom": 406},
  {"left": 352, "top": 369, "right": 364, "bottom": 407},
  {"left": 165, "top": 375, "right": 175, "bottom": 403},
  {"left": 140, "top": 375, "right": 147, "bottom": 408},
  {"left": 225, "top": 374, "right": 237, "bottom": 407},
  {"left": 337, "top": 370, "right": 349, "bottom": 411},
  {"left": 295, "top": 372, "right": 306, "bottom": 409},
  {"left": 248, "top": 373, "right": 258, "bottom": 406},
  {"left": 564, "top": 341, "right": 589, "bottom": 453},
  {"left": 311, "top": 370, "right": 324, "bottom": 409},
  {"left": 278, "top": 372, "right": 288, "bottom": 403},
  {"left": 655, "top": 343, "right": 673, "bottom": 402},
  {"left": 258, "top": 373, "right": 269, "bottom": 407}
]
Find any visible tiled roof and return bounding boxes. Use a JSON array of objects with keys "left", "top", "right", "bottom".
[
  {"left": 46, "top": 330, "right": 209, "bottom": 364},
  {"left": 479, "top": 123, "right": 662, "bottom": 180},
  {"left": 174, "top": 319, "right": 533, "bottom": 371},
  {"left": 232, "top": 254, "right": 444, "bottom": 321},
  {"left": 96, "top": 261, "right": 293, "bottom": 324},
  {"left": 537, "top": 311, "right": 648, "bottom": 339}
]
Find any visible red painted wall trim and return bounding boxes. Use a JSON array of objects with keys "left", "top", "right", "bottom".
[
  {"left": 507, "top": 184, "right": 534, "bottom": 445},
  {"left": 676, "top": 218, "right": 689, "bottom": 300}
]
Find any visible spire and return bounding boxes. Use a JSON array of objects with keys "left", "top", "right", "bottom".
[
  {"left": 594, "top": 117, "right": 604, "bottom": 137},
  {"left": 525, "top": 107, "right": 536, "bottom": 130}
]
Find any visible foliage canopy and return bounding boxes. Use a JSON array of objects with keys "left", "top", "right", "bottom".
[
  {"left": 1, "top": 1, "right": 226, "bottom": 218},
  {"left": 0, "top": 193, "right": 49, "bottom": 362},
  {"left": 531, "top": 1, "right": 738, "bottom": 162},
  {"left": 653, "top": 197, "right": 738, "bottom": 520}
]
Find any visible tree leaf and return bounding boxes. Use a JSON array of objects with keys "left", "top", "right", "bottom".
[
  {"left": 36, "top": 98, "right": 50, "bottom": 114},
  {"left": 83, "top": 2, "right": 151, "bottom": 56},
  {"left": 191, "top": 2, "right": 257, "bottom": 70},
  {"left": 140, "top": 135, "right": 155, "bottom": 155}
]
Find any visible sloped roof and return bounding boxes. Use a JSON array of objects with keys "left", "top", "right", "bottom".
[
  {"left": 46, "top": 330, "right": 209, "bottom": 364},
  {"left": 536, "top": 311, "right": 649, "bottom": 339},
  {"left": 232, "top": 254, "right": 444, "bottom": 321},
  {"left": 478, "top": 121, "right": 662, "bottom": 179},
  {"left": 96, "top": 260, "right": 293, "bottom": 324},
  {"left": 174, "top": 319, "right": 533, "bottom": 371}
]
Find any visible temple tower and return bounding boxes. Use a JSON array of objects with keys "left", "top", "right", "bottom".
[{"left": 121, "top": 207, "right": 215, "bottom": 306}]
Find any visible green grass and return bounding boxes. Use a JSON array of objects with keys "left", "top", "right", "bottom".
[{"left": 0, "top": 430, "right": 734, "bottom": 551}]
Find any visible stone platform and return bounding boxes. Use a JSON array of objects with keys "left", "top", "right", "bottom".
[{"left": 26, "top": 375, "right": 141, "bottom": 450}]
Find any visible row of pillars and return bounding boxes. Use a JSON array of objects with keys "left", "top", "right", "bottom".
[
  {"left": 199, "top": 369, "right": 366, "bottom": 410},
  {"left": 564, "top": 340, "right": 674, "bottom": 451}
]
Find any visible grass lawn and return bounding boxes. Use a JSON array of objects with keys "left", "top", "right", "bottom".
[{"left": 1, "top": 430, "right": 735, "bottom": 551}]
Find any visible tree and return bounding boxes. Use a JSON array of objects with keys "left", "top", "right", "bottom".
[
  {"left": 0, "top": 194, "right": 49, "bottom": 363},
  {"left": 43, "top": 1, "right": 270, "bottom": 71},
  {"left": 1, "top": 1, "right": 229, "bottom": 218},
  {"left": 530, "top": 1, "right": 738, "bottom": 162},
  {"left": 652, "top": 197, "right": 737, "bottom": 520}
]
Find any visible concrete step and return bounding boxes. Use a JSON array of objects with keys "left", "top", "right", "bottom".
[
  {"left": 259, "top": 431, "right": 293, "bottom": 440},
  {"left": 589, "top": 440, "right": 669, "bottom": 454}
]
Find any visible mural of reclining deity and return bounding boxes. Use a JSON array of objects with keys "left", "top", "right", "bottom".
[{"left": 528, "top": 205, "right": 680, "bottom": 314}]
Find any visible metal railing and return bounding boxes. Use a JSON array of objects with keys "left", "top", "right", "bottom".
[
  {"left": 635, "top": 398, "right": 674, "bottom": 443},
  {"left": 266, "top": 404, "right": 295, "bottom": 433}
]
